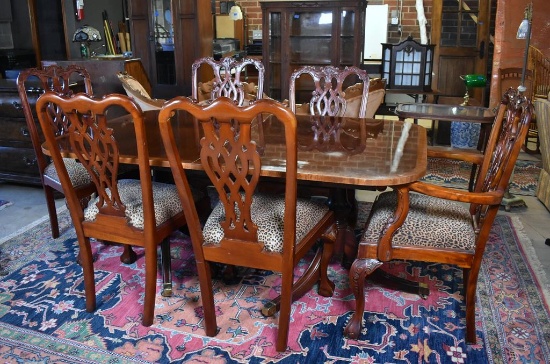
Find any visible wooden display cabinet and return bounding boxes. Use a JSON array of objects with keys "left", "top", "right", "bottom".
[
  {"left": 127, "top": 0, "right": 213, "bottom": 98},
  {"left": 261, "top": 0, "right": 367, "bottom": 102}
]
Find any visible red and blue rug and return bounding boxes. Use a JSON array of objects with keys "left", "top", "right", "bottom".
[
  {"left": 0, "top": 206, "right": 548, "bottom": 363},
  {"left": 423, "top": 158, "right": 541, "bottom": 196}
]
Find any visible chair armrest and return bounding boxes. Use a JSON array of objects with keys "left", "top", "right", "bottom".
[
  {"left": 428, "top": 146, "right": 484, "bottom": 164},
  {"left": 409, "top": 180, "right": 503, "bottom": 205}
]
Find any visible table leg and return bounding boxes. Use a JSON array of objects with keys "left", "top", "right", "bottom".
[{"left": 330, "top": 187, "right": 358, "bottom": 269}]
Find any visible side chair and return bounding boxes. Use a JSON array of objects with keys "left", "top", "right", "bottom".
[
  {"left": 344, "top": 87, "right": 534, "bottom": 344},
  {"left": 36, "top": 92, "right": 188, "bottom": 326},
  {"left": 158, "top": 96, "right": 336, "bottom": 351},
  {"left": 191, "top": 56, "right": 265, "bottom": 106},
  {"left": 288, "top": 65, "right": 371, "bottom": 266},
  {"left": 17, "top": 65, "right": 96, "bottom": 239},
  {"left": 289, "top": 65, "right": 370, "bottom": 117}
]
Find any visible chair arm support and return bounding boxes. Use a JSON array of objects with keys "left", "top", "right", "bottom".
[
  {"left": 427, "top": 146, "right": 484, "bottom": 164},
  {"left": 408, "top": 181, "right": 503, "bottom": 205}
]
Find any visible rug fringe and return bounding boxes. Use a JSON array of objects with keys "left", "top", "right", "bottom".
[
  {"left": 510, "top": 216, "right": 550, "bottom": 308},
  {"left": 0, "top": 205, "right": 67, "bottom": 247}
]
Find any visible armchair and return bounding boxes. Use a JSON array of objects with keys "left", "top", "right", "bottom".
[{"left": 344, "top": 88, "right": 534, "bottom": 343}]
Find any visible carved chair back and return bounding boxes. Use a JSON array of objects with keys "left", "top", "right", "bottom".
[
  {"left": 191, "top": 56, "right": 265, "bottom": 106},
  {"left": 17, "top": 65, "right": 93, "bottom": 179},
  {"left": 289, "top": 65, "right": 370, "bottom": 117}
]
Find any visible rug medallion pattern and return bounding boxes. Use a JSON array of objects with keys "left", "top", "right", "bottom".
[{"left": 0, "top": 208, "right": 548, "bottom": 363}]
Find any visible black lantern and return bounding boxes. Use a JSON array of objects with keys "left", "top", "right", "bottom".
[{"left": 381, "top": 36, "right": 435, "bottom": 91}]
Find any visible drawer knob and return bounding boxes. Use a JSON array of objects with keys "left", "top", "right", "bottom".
[
  {"left": 20, "top": 127, "right": 29, "bottom": 137},
  {"left": 12, "top": 101, "right": 23, "bottom": 110},
  {"left": 23, "top": 156, "right": 37, "bottom": 166}
]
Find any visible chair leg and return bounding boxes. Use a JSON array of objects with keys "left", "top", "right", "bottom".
[
  {"left": 276, "top": 271, "right": 294, "bottom": 352},
  {"left": 142, "top": 244, "right": 158, "bottom": 326},
  {"left": 463, "top": 268, "right": 477, "bottom": 344},
  {"left": 77, "top": 235, "right": 96, "bottom": 313},
  {"left": 160, "top": 238, "right": 172, "bottom": 297},
  {"left": 44, "top": 186, "right": 60, "bottom": 239},
  {"left": 318, "top": 232, "right": 336, "bottom": 297},
  {"left": 197, "top": 261, "right": 218, "bottom": 337},
  {"left": 343, "top": 257, "right": 383, "bottom": 339}
]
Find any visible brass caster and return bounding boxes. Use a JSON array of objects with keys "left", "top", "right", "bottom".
[
  {"left": 419, "top": 282, "right": 429, "bottom": 299},
  {"left": 161, "top": 283, "right": 173, "bottom": 297},
  {"left": 261, "top": 300, "right": 277, "bottom": 317}
]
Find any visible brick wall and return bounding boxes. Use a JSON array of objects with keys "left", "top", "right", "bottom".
[{"left": 217, "top": 0, "right": 433, "bottom": 47}]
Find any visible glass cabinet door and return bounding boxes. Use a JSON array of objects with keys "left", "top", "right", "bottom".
[
  {"left": 289, "top": 11, "right": 333, "bottom": 66},
  {"left": 152, "top": 0, "right": 175, "bottom": 86},
  {"left": 267, "top": 12, "right": 282, "bottom": 100},
  {"left": 340, "top": 10, "right": 357, "bottom": 65}
]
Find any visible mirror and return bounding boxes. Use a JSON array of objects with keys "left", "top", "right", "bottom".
[{"left": 152, "top": 0, "right": 175, "bottom": 85}]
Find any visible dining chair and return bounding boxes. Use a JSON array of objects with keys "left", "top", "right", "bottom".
[
  {"left": 288, "top": 66, "right": 371, "bottom": 265},
  {"left": 35, "top": 92, "right": 188, "bottom": 326},
  {"left": 344, "top": 87, "right": 534, "bottom": 343},
  {"left": 498, "top": 67, "right": 538, "bottom": 154},
  {"left": 289, "top": 65, "right": 370, "bottom": 118},
  {"left": 16, "top": 65, "right": 97, "bottom": 239},
  {"left": 158, "top": 96, "right": 336, "bottom": 351},
  {"left": 191, "top": 56, "right": 265, "bottom": 106}
]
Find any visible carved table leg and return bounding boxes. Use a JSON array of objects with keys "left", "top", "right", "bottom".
[
  {"left": 120, "top": 245, "right": 137, "bottom": 264},
  {"left": 344, "top": 258, "right": 383, "bottom": 339}
]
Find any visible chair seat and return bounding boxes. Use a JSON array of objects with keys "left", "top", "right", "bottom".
[
  {"left": 363, "top": 191, "right": 476, "bottom": 252},
  {"left": 44, "top": 158, "right": 93, "bottom": 187},
  {"left": 84, "top": 179, "right": 184, "bottom": 229},
  {"left": 203, "top": 193, "right": 330, "bottom": 252}
]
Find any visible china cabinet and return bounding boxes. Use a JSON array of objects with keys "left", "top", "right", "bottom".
[{"left": 261, "top": 0, "right": 367, "bottom": 102}]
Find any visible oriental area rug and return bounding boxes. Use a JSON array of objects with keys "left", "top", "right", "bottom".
[
  {"left": 0, "top": 206, "right": 548, "bottom": 363},
  {"left": 0, "top": 200, "right": 11, "bottom": 212},
  {"left": 423, "top": 158, "right": 541, "bottom": 196}
]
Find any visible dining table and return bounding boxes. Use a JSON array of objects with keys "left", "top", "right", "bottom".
[{"left": 44, "top": 108, "right": 428, "bottom": 293}]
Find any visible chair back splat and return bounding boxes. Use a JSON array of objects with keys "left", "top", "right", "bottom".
[
  {"left": 158, "top": 96, "right": 336, "bottom": 351},
  {"left": 191, "top": 56, "right": 265, "bottom": 106},
  {"left": 344, "top": 87, "right": 533, "bottom": 344},
  {"left": 289, "top": 65, "right": 370, "bottom": 118},
  {"left": 16, "top": 65, "right": 96, "bottom": 239},
  {"left": 36, "top": 92, "right": 187, "bottom": 326}
]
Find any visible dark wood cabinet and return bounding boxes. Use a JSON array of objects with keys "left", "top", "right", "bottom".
[
  {"left": 0, "top": 80, "right": 41, "bottom": 185},
  {"left": 261, "top": 0, "right": 367, "bottom": 102},
  {"left": 127, "top": 0, "right": 213, "bottom": 98}
]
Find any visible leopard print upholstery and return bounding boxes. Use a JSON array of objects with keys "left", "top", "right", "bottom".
[
  {"left": 203, "top": 193, "right": 330, "bottom": 252},
  {"left": 84, "top": 179, "right": 184, "bottom": 230},
  {"left": 44, "top": 158, "right": 92, "bottom": 187},
  {"left": 362, "top": 191, "right": 476, "bottom": 251}
]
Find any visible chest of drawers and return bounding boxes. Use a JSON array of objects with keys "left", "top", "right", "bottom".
[{"left": 0, "top": 79, "right": 42, "bottom": 185}]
